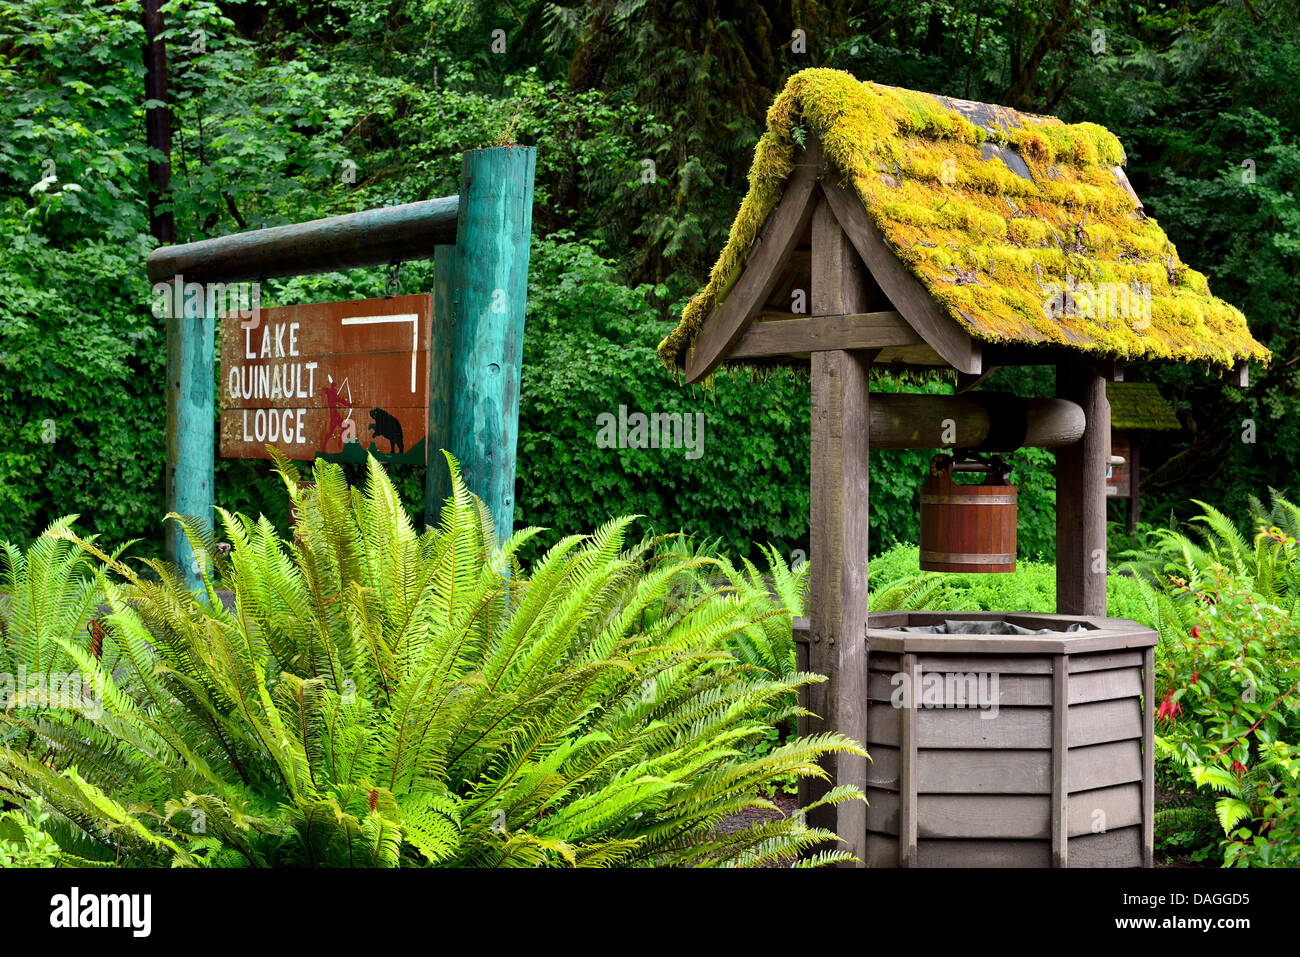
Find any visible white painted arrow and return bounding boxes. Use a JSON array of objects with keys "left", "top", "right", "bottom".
[{"left": 339, "top": 313, "right": 419, "bottom": 392}]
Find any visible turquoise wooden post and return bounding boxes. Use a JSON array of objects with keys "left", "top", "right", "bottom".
[
  {"left": 165, "top": 285, "right": 215, "bottom": 592},
  {"left": 425, "top": 244, "right": 456, "bottom": 528},
  {"left": 450, "top": 146, "right": 536, "bottom": 544}
]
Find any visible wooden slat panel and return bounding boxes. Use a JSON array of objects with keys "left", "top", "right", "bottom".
[
  {"left": 729, "top": 310, "right": 921, "bottom": 358},
  {"left": 1068, "top": 782, "right": 1142, "bottom": 837},
  {"left": 1067, "top": 739, "right": 1143, "bottom": 792},
  {"left": 867, "top": 670, "right": 900, "bottom": 702},
  {"left": 920, "top": 707, "right": 1052, "bottom": 749},
  {"left": 1067, "top": 698, "right": 1143, "bottom": 747},
  {"left": 873, "top": 707, "right": 1054, "bottom": 749},
  {"left": 868, "top": 670, "right": 1051, "bottom": 706},
  {"left": 920, "top": 839, "right": 1051, "bottom": 868},
  {"left": 865, "top": 831, "right": 898, "bottom": 867},
  {"left": 1068, "top": 826, "right": 1143, "bottom": 867},
  {"left": 1069, "top": 650, "right": 1144, "bottom": 673},
  {"left": 867, "top": 745, "right": 900, "bottom": 788},
  {"left": 918, "top": 794, "right": 1051, "bottom": 840},
  {"left": 867, "top": 701, "right": 901, "bottom": 747},
  {"left": 918, "top": 749, "right": 1052, "bottom": 794},
  {"left": 866, "top": 833, "right": 1053, "bottom": 867},
  {"left": 914, "top": 654, "right": 1052, "bottom": 674},
  {"left": 873, "top": 745, "right": 1052, "bottom": 793},
  {"left": 866, "top": 788, "right": 900, "bottom": 836},
  {"left": 1068, "top": 667, "right": 1142, "bottom": 704}
]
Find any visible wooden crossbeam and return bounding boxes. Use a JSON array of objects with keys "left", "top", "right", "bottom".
[{"left": 729, "top": 310, "right": 921, "bottom": 358}]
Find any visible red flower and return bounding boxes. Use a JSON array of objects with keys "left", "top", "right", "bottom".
[
  {"left": 1191, "top": 626, "right": 1202, "bottom": 640},
  {"left": 368, "top": 788, "right": 378, "bottom": 813},
  {"left": 1231, "top": 760, "right": 1248, "bottom": 782},
  {"left": 1157, "top": 689, "right": 1184, "bottom": 723}
]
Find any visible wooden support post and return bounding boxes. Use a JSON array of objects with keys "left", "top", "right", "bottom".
[
  {"left": 1051, "top": 655, "right": 1069, "bottom": 867},
  {"left": 1127, "top": 435, "right": 1141, "bottom": 535},
  {"left": 424, "top": 245, "right": 456, "bottom": 528},
  {"left": 450, "top": 146, "right": 536, "bottom": 544},
  {"left": 898, "top": 652, "right": 919, "bottom": 867},
  {"left": 1055, "top": 362, "right": 1108, "bottom": 616},
  {"left": 165, "top": 285, "right": 215, "bottom": 592},
  {"left": 804, "top": 198, "right": 872, "bottom": 866},
  {"left": 1142, "top": 644, "right": 1156, "bottom": 867}
]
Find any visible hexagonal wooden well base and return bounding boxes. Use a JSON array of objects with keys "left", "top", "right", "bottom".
[{"left": 859, "top": 612, "right": 1157, "bottom": 868}]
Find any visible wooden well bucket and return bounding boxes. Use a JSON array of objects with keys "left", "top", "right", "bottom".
[{"left": 920, "top": 456, "right": 1017, "bottom": 573}]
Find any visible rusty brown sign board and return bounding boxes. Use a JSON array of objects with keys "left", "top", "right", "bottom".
[{"left": 219, "top": 294, "right": 432, "bottom": 463}]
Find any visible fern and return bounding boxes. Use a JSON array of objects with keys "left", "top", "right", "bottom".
[{"left": 0, "top": 453, "right": 865, "bottom": 867}]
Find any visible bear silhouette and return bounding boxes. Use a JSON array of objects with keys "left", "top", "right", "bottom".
[{"left": 368, "top": 408, "right": 404, "bottom": 455}]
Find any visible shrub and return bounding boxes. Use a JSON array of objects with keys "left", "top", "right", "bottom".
[
  {"left": 0, "top": 454, "right": 865, "bottom": 867},
  {"left": 0, "top": 801, "right": 61, "bottom": 868},
  {"left": 864, "top": 541, "right": 1160, "bottom": 626},
  {"left": 1139, "top": 496, "right": 1300, "bottom": 867}
]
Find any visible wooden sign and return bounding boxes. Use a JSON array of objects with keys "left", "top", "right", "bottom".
[
  {"left": 219, "top": 294, "right": 432, "bottom": 463},
  {"left": 1106, "top": 429, "right": 1132, "bottom": 498}
]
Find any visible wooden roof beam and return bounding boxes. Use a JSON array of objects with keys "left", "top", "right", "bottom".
[
  {"left": 684, "top": 139, "right": 823, "bottom": 383},
  {"left": 819, "top": 176, "right": 981, "bottom": 375}
]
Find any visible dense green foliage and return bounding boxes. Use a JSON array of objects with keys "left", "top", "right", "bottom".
[
  {"left": 3, "top": 0, "right": 1296, "bottom": 562},
  {"left": 0, "top": 455, "right": 864, "bottom": 867},
  {"left": 1141, "top": 495, "right": 1300, "bottom": 868}
]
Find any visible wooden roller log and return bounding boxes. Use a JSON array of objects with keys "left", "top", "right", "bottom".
[{"left": 869, "top": 393, "right": 1085, "bottom": 450}]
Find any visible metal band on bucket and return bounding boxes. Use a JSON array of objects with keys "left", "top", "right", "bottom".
[
  {"left": 920, "top": 494, "right": 1019, "bottom": 506},
  {"left": 920, "top": 551, "right": 1016, "bottom": 565}
]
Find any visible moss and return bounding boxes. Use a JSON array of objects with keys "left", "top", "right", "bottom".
[
  {"left": 660, "top": 68, "right": 1270, "bottom": 373},
  {"left": 1082, "top": 222, "right": 1116, "bottom": 252},
  {"left": 1008, "top": 218, "right": 1049, "bottom": 245},
  {"left": 1072, "top": 122, "right": 1126, "bottom": 167}
]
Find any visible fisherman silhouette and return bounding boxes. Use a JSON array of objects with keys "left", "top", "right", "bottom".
[{"left": 323, "top": 375, "right": 348, "bottom": 452}]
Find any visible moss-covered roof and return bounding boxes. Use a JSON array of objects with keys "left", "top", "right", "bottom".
[
  {"left": 1108, "top": 382, "right": 1180, "bottom": 431},
  {"left": 660, "top": 69, "right": 1269, "bottom": 372}
]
